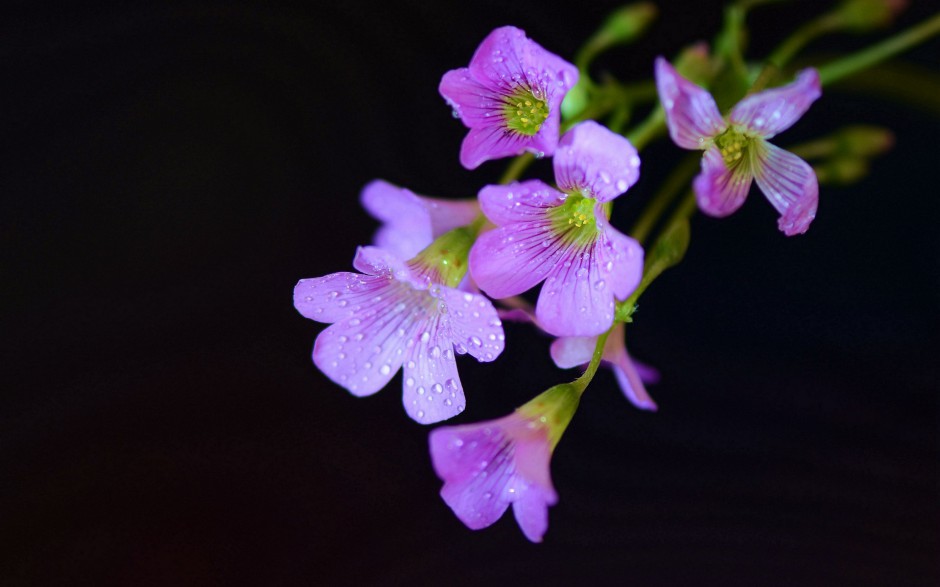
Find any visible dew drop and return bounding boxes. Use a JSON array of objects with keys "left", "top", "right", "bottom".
[
  {"left": 454, "top": 342, "right": 468, "bottom": 355},
  {"left": 363, "top": 361, "right": 372, "bottom": 369},
  {"left": 417, "top": 386, "right": 426, "bottom": 395},
  {"left": 407, "top": 360, "right": 416, "bottom": 369},
  {"left": 420, "top": 332, "right": 430, "bottom": 343},
  {"left": 328, "top": 291, "right": 339, "bottom": 298},
  {"left": 576, "top": 267, "right": 588, "bottom": 278},
  {"left": 338, "top": 300, "right": 348, "bottom": 307},
  {"left": 338, "top": 335, "right": 348, "bottom": 343},
  {"left": 594, "top": 279, "right": 606, "bottom": 290},
  {"left": 405, "top": 377, "right": 415, "bottom": 387},
  {"left": 616, "top": 179, "right": 629, "bottom": 192},
  {"left": 417, "top": 410, "right": 425, "bottom": 419},
  {"left": 380, "top": 364, "right": 391, "bottom": 375},
  {"left": 468, "top": 335, "right": 482, "bottom": 347},
  {"left": 432, "top": 383, "right": 443, "bottom": 394},
  {"left": 429, "top": 345, "right": 441, "bottom": 358},
  {"left": 349, "top": 318, "right": 361, "bottom": 326},
  {"left": 337, "top": 352, "right": 346, "bottom": 359},
  {"left": 451, "top": 109, "right": 461, "bottom": 119}
]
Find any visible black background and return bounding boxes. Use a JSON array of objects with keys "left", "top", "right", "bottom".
[{"left": 3, "top": 1, "right": 938, "bottom": 585}]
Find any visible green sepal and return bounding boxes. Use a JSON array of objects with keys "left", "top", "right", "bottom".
[
  {"left": 409, "top": 225, "right": 476, "bottom": 288},
  {"left": 516, "top": 383, "right": 581, "bottom": 450}
]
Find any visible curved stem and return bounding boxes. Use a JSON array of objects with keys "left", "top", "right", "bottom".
[
  {"left": 818, "top": 12, "right": 940, "bottom": 86},
  {"left": 630, "top": 153, "right": 700, "bottom": 244}
]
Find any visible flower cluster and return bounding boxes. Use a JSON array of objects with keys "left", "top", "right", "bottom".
[{"left": 294, "top": 17, "right": 834, "bottom": 542}]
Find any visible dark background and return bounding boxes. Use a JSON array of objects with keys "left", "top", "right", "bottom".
[{"left": 3, "top": 1, "right": 938, "bottom": 585}]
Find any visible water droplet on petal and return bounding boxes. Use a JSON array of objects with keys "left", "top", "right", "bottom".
[
  {"left": 432, "top": 383, "right": 443, "bottom": 394},
  {"left": 594, "top": 280, "right": 606, "bottom": 290},
  {"left": 380, "top": 364, "right": 391, "bottom": 375},
  {"left": 420, "top": 332, "right": 430, "bottom": 343},
  {"left": 468, "top": 336, "right": 482, "bottom": 347},
  {"left": 417, "top": 410, "right": 425, "bottom": 419},
  {"left": 417, "top": 386, "right": 426, "bottom": 395}
]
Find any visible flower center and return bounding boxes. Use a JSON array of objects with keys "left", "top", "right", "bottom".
[
  {"left": 502, "top": 89, "right": 549, "bottom": 136},
  {"left": 548, "top": 195, "right": 599, "bottom": 246},
  {"left": 715, "top": 128, "right": 750, "bottom": 167}
]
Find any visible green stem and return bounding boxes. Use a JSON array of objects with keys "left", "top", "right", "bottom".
[
  {"left": 573, "top": 328, "right": 612, "bottom": 393},
  {"left": 499, "top": 152, "right": 535, "bottom": 184},
  {"left": 768, "top": 14, "right": 841, "bottom": 68},
  {"left": 626, "top": 105, "right": 666, "bottom": 151},
  {"left": 818, "top": 12, "right": 940, "bottom": 85},
  {"left": 630, "top": 153, "right": 700, "bottom": 244}
]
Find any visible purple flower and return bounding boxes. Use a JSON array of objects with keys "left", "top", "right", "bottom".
[
  {"left": 429, "top": 384, "right": 579, "bottom": 542},
  {"left": 655, "top": 57, "right": 822, "bottom": 235},
  {"left": 294, "top": 246, "right": 504, "bottom": 424},
  {"left": 360, "top": 179, "right": 480, "bottom": 260},
  {"left": 469, "top": 120, "right": 644, "bottom": 337},
  {"left": 550, "top": 322, "right": 659, "bottom": 411},
  {"left": 440, "top": 26, "right": 578, "bottom": 170}
]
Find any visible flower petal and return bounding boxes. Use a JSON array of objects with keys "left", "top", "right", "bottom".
[
  {"left": 730, "top": 69, "right": 820, "bottom": 139},
  {"left": 468, "top": 26, "right": 577, "bottom": 108},
  {"left": 655, "top": 57, "right": 725, "bottom": 150},
  {"left": 469, "top": 220, "right": 562, "bottom": 299},
  {"left": 353, "top": 246, "right": 414, "bottom": 284},
  {"left": 751, "top": 141, "right": 819, "bottom": 236},
  {"left": 459, "top": 124, "right": 536, "bottom": 170},
  {"left": 594, "top": 220, "right": 644, "bottom": 300},
  {"left": 511, "top": 485, "right": 553, "bottom": 543},
  {"left": 312, "top": 289, "right": 414, "bottom": 397},
  {"left": 554, "top": 120, "right": 641, "bottom": 202},
  {"left": 360, "top": 180, "right": 433, "bottom": 259},
  {"left": 604, "top": 331, "right": 658, "bottom": 411},
  {"left": 439, "top": 68, "right": 505, "bottom": 127},
  {"left": 430, "top": 422, "right": 515, "bottom": 529},
  {"left": 535, "top": 244, "right": 616, "bottom": 337},
  {"left": 401, "top": 323, "right": 465, "bottom": 424},
  {"left": 293, "top": 272, "right": 384, "bottom": 323},
  {"left": 550, "top": 336, "right": 596, "bottom": 369},
  {"left": 693, "top": 145, "right": 753, "bottom": 218},
  {"left": 441, "top": 288, "right": 505, "bottom": 362},
  {"left": 478, "top": 179, "right": 565, "bottom": 226}
]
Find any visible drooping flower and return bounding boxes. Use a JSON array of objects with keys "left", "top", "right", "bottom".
[
  {"left": 293, "top": 243, "right": 504, "bottom": 424},
  {"left": 360, "top": 179, "right": 480, "bottom": 260},
  {"left": 469, "top": 120, "right": 644, "bottom": 337},
  {"left": 550, "top": 322, "right": 659, "bottom": 411},
  {"left": 655, "top": 57, "right": 822, "bottom": 235},
  {"left": 440, "top": 26, "right": 579, "bottom": 170},
  {"left": 429, "top": 383, "right": 580, "bottom": 542}
]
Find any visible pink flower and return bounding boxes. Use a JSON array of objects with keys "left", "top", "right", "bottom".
[
  {"left": 550, "top": 322, "right": 659, "bottom": 411},
  {"left": 655, "top": 57, "right": 822, "bottom": 235},
  {"left": 469, "top": 121, "right": 644, "bottom": 337},
  {"left": 429, "top": 384, "right": 579, "bottom": 542},
  {"left": 294, "top": 246, "right": 504, "bottom": 424},
  {"left": 440, "top": 26, "right": 578, "bottom": 169},
  {"left": 360, "top": 180, "right": 480, "bottom": 260}
]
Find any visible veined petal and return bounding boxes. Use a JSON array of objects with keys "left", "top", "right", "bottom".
[
  {"left": 352, "top": 246, "right": 412, "bottom": 282},
  {"left": 293, "top": 272, "right": 385, "bottom": 323},
  {"left": 460, "top": 124, "right": 537, "bottom": 170},
  {"left": 693, "top": 145, "right": 753, "bottom": 218},
  {"left": 730, "top": 69, "right": 821, "bottom": 139},
  {"left": 469, "top": 221, "right": 563, "bottom": 299},
  {"left": 468, "top": 26, "right": 578, "bottom": 105},
  {"left": 655, "top": 57, "right": 725, "bottom": 150},
  {"left": 478, "top": 180, "right": 565, "bottom": 226},
  {"left": 751, "top": 141, "right": 819, "bottom": 236},
  {"left": 401, "top": 321, "right": 465, "bottom": 424},
  {"left": 439, "top": 68, "right": 506, "bottom": 127},
  {"left": 441, "top": 288, "right": 505, "bottom": 362},
  {"left": 312, "top": 285, "right": 417, "bottom": 397},
  {"left": 431, "top": 421, "right": 516, "bottom": 529},
  {"left": 535, "top": 242, "right": 616, "bottom": 337},
  {"left": 595, "top": 220, "right": 644, "bottom": 300},
  {"left": 554, "top": 121, "right": 641, "bottom": 202}
]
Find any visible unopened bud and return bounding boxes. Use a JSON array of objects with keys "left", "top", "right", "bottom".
[
  {"left": 816, "top": 157, "right": 870, "bottom": 185},
  {"left": 834, "top": 125, "right": 894, "bottom": 158},
  {"left": 832, "top": 0, "right": 907, "bottom": 32},
  {"left": 674, "top": 42, "right": 713, "bottom": 86}
]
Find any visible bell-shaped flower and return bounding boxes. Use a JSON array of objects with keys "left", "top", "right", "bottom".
[
  {"left": 469, "top": 120, "right": 644, "bottom": 337},
  {"left": 440, "top": 26, "right": 578, "bottom": 170},
  {"left": 429, "top": 383, "right": 580, "bottom": 542},
  {"left": 360, "top": 179, "right": 480, "bottom": 260},
  {"left": 294, "top": 238, "right": 504, "bottom": 424},
  {"left": 550, "top": 322, "right": 659, "bottom": 411},
  {"left": 655, "top": 57, "right": 822, "bottom": 235}
]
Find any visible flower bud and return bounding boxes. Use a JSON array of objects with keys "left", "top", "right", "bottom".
[{"left": 832, "top": 0, "right": 907, "bottom": 32}]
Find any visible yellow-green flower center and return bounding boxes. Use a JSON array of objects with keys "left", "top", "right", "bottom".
[
  {"left": 548, "top": 195, "right": 600, "bottom": 246},
  {"left": 502, "top": 90, "right": 549, "bottom": 136},
  {"left": 715, "top": 127, "right": 750, "bottom": 168}
]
